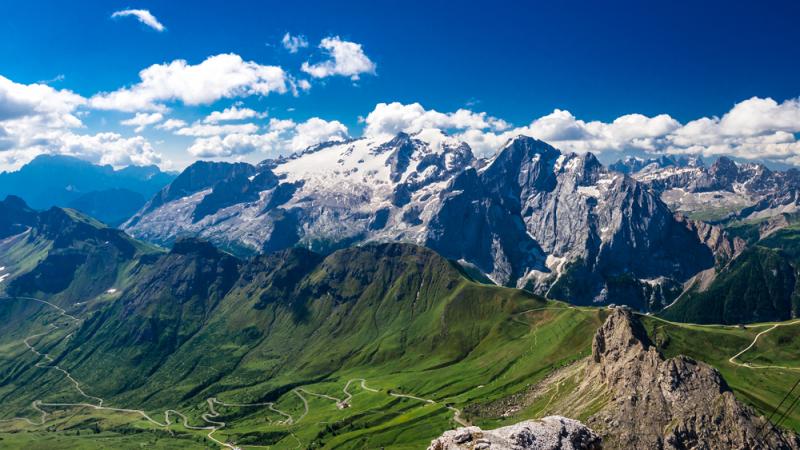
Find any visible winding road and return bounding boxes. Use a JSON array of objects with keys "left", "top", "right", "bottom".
[
  {"left": 728, "top": 320, "right": 800, "bottom": 371},
  {"left": 0, "top": 296, "right": 245, "bottom": 449},
  {"left": 0, "top": 295, "right": 477, "bottom": 447}
]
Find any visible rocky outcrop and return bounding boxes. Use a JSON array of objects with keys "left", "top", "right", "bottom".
[
  {"left": 585, "top": 308, "right": 800, "bottom": 449},
  {"left": 427, "top": 416, "right": 602, "bottom": 450},
  {"left": 676, "top": 214, "right": 746, "bottom": 264}
]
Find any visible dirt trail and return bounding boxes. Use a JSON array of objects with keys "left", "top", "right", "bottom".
[{"left": 728, "top": 320, "right": 800, "bottom": 371}]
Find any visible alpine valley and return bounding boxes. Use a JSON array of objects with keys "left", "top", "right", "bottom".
[{"left": 1, "top": 133, "right": 799, "bottom": 449}]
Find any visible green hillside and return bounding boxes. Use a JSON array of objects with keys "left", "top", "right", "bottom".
[{"left": 662, "top": 225, "right": 800, "bottom": 324}]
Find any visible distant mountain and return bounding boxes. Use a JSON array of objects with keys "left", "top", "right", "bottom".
[
  {"left": 608, "top": 154, "right": 703, "bottom": 175},
  {"left": 616, "top": 154, "right": 800, "bottom": 223},
  {"left": 125, "top": 132, "right": 736, "bottom": 310},
  {"left": 0, "top": 155, "right": 176, "bottom": 225},
  {"left": 66, "top": 188, "right": 146, "bottom": 227}
]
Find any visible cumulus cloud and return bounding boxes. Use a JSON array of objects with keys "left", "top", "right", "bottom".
[
  {"left": 155, "top": 118, "right": 187, "bottom": 130},
  {"left": 0, "top": 128, "right": 163, "bottom": 171},
  {"left": 175, "top": 122, "right": 260, "bottom": 137},
  {"left": 281, "top": 33, "right": 309, "bottom": 53},
  {"left": 301, "top": 36, "right": 376, "bottom": 80},
  {"left": 55, "top": 132, "right": 163, "bottom": 167},
  {"left": 186, "top": 117, "right": 348, "bottom": 158},
  {"left": 0, "top": 75, "right": 165, "bottom": 170},
  {"left": 111, "top": 9, "right": 166, "bottom": 32},
  {"left": 120, "top": 112, "right": 163, "bottom": 132},
  {"left": 188, "top": 133, "right": 279, "bottom": 157},
  {"left": 89, "top": 54, "right": 291, "bottom": 112},
  {"left": 718, "top": 97, "right": 800, "bottom": 136},
  {"left": 363, "top": 102, "right": 509, "bottom": 140},
  {"left": 289, "top": 117, "right": 348, "bottom": 151},
  {"left": 203, "top": 106, "right": 265, "bottom": 123},
  {"left": 0, "top": 75, "right": 85, "bottom": 125}
]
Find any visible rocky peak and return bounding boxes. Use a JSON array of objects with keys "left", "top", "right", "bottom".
[
  {"left": 427, "top": 416, "right": 602, "bottom": 450},
  {"left": 704, "top": 156, "right": 739, "bottom": 190},
  {"left": 609, "top": 154, "right": 704, "bottom": 175},
  {"left": 566, "top": 152, "right": 604, "bottom": 185},
  {"left": 383, "top": 132, "right": 416, "bottom": 182},
  {"left": 143, "top": 160, "right": 256, "bottom": 214},
  {"left": 488, "top": 136, "right": 561, "bottom": 175},
  {"left": 583, "top": 307, "right": 800, "bottom": 449},
  {"left": 591, "top": 307, "right": 651, "bottom": 363}
]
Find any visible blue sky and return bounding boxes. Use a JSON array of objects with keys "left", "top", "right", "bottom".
[{"left": 1, "top": 0, "right": 799, "bottom": 170}]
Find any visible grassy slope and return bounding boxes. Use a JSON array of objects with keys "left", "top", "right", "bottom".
[{"left": 662, "top": 224, "right": 800, "bottom": 324}]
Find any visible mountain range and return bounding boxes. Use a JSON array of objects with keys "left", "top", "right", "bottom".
[
  {"left": 123, "top": 132, "right": 751, "bottom": 315},
  {"left": 9, "top": 134, "right": 798, "bottom": 323},
  {"left": 0, "top": 154, "right": 176, "bottom": 226}
]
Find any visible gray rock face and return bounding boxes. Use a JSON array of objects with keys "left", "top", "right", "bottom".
[
  {"left": 620, "top": 154, "right": 800, "bottom": 223},
  {"left": 124, "top": 133, "right": 732, "bottom": 309},
  {"left": 435, "top": 137, "right": 720, "bottom": 309},
  {"left": 585, "top": 308, "right": 800, "bottom": 449},
  {"left": 427, "top": 416, "right": 602, "bottom": 450}
]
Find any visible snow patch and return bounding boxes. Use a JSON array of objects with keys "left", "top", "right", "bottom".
[{"left": 577, "top": 186, "right": 601, "bottom": 198}]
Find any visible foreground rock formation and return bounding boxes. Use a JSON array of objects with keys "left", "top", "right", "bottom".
[
  {"left": 581, "top": 308, "right": 800, "bottom": 449},
  {"left": 457, "top": 308, "right": 800, "bottom": 449},
  {"left": 427, "top": 416, "right": 602, "bottom": 450}
]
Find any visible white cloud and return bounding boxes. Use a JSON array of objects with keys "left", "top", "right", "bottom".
[
  {"left": 0, "top": 129, "right": 164, "bottom": 171},
  {"left": 289, "top": 117, "right": 348, "bottom": 151},
  {"left": 267, "top": 118, "right": 296, "bottom": 132},
  {"left": 301, "top": 36, "right": 376, "bottom": 80},
  {"left": 89, "top": 53, "right": 290, "bottom": 112},
  {"left": 188, "top": 133, "right": 279, "bottom": 157},
  {"left": 203, "top": 106, "right": 265, "bottom": 123},
  {"left": 120, "top": 112, "right": 163, "bottom": 132},
  {"left": 111, "top": 9, "right": 166, "bottom": 32},
  {"left": 0, "top": 75, "right": 85, "bottom": 125},
  {"left": 281, "top": 33, "right": 309, "bottom": 53},
  {"left": 56, "top": 132, "right": 163, "bottom": 167},
  {"left": 186, "top": 117, "right": 348, "bottom": 158},
  {"left": 175, "top": 122, "right": 259, "bottom": 137},
  {"left": 718, "top": 96, "right": 800, "bottom": 136},
  {"left": 155, "top": 118, "right": 187, "bottom": 130},
  {"left": 363, "top": 102, "right": 509, "bottom": 140},
  {"left": 0, "top": 75, "right": 166, "bottom": 171}
]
